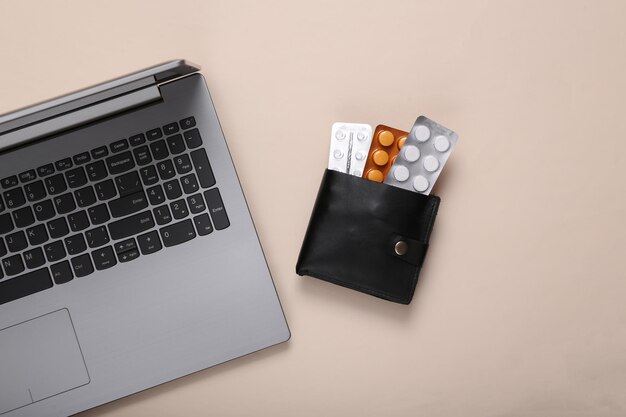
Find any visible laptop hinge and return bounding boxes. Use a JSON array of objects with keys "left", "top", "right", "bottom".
[{"left": 0, "top": 85, "right": 161, "bottom": 152}]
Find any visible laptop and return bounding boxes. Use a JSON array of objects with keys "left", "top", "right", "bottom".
[{"left": 0, "top": 60, "right": 290, "bottom": 416}]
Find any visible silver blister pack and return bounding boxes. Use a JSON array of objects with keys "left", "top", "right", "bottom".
[
  {"left": 384, "top": 116, "right": 458, "bottom": 195},
  {"left": 328, "top": 122, "right": 373, "bottom": 177}
]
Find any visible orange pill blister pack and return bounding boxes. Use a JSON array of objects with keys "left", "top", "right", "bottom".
[{"left": 361, "top": 125, "right": 408, "bottom": 183}]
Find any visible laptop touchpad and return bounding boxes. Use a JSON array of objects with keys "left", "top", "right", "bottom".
[{"left": 0, "top": 309, "right": 90, "bottom": 415}]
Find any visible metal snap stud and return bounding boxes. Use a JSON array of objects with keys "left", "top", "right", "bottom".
[{"left": 394, "top": 240, "right": 408, "bottom": 256}]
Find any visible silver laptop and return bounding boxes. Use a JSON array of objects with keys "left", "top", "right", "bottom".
[{"left": 0, "top": 60, "right": 290, "bottom": 416}]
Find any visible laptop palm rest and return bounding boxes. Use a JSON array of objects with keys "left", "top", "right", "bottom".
[{"left": 0, "top": 309, "right": 90, "bottom": 415}]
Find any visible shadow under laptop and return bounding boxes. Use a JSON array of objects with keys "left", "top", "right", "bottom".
[{"left": 77, "top": 342, "right": 290, "bottom": 416}]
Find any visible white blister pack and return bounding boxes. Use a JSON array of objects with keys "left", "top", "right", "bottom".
[
  {"left": 328, "top": 122, "right": 373, "bottom": 177},
  {"left": 384, "top": 116, "right": 458, "bottom": 195}
]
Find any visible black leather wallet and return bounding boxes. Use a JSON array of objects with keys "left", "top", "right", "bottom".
[{"left": 296, "top": 169, "right": 440, "bottom": 304}]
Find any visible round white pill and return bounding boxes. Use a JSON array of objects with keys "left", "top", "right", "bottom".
[
  {"left": 414, "top": 125, "right": 431, "bottom": 142},
  {"left": 355, "top": 151, "right": 365, "bottom": 160},
  {"left": 357, "top": 132, "right": 366, "bottom": 141},
  {"left": 333, "top": 149, "right": 344, "bottom": 159},
  {"left": 335, "top": 130, "right": 346, "bottom": 140},
  {"left": 393, "top": 165, "right": 410, "bottom": 182},
  {"left": 434, "top": 135, "right": 450, "bottom": 152},
  {"left": 402, "top": 145, "right": 420, "bottom": 162},
  {"left": 423, "top": 155, "right": 439, "bottom": 172},
  {"left": 413, "top": 175, "right": 429, "bottom": 192}
]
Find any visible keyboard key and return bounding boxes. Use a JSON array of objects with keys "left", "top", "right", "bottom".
[
  {"left": 19, "top": 170, "right": 37, "bottom": 183},
  {"left": 147, "top": 185, "right": 165, "bottom": 205},
  {"left": 65, "top": 234, "right": 87, "bottom": 256},
  {"left": 55, "top": 158, "right": 73, "bottom": 171},
  {"left": 170, "top": 199, "right": 189, "bottom": 220},
  {"left": 181, "top": 173, "right": 199, "bottom": 194},
  {"left": 140, "top": 165, "right": 159, "bottom": 186},
  {"left": 133, "top": 145, "right": 152, "bottom": 166},
  {"left": 24, "top": 247, "right": 46, "bottom": 269},
  {"left": 91, "top": 146, "right": 109, "bottom": 159},
  {"left": 193, "top": 213, "right": 213, "bottom": 236},
  {"left": 65, "top": 167, "right": 88, "bottom": 188},
  {"left": 44, "top": 174, "right": 67, "bottom": 195},
  {"left": 166, "top": 134, "right": 185, "bottom": 154},
  {"left": 114, "top": 239, "right": 139, "bottom": 263},
  {"left": 13, "top": 206, "right": 35, "bottom": 228},
  {"left": 37, "top": 163, "right": 55, "bottom": 177},
  {"left": 191, "top": 148, "right": 216, "bottom": 188},
  {"left": 85, "top": 226, "right": 110, "bottom": 248},
  {"left": 73, "top": 152, "right": 91, "bottom": 165},
  {"left": 150, "top": 139, "right": 169, "bottom": 160},
  {"left": 0, "top": 267, "right": 52, "bottom": 305},
  {"left": 92, "top": 246, "right": 117, "bottom": 270},
  {"left": 25, "top": 180, "right": 46, "bottom": 202},
  {"left": 153, "top": 205, "right": 172, "bottom": 225},
  {"left": 157, "top": 160, "right": 176, "bottom": 180},
  {"left": 53, "top": 193, "right": 76, "bottom": 214},
  {"left": 86, "top": 160, "right": 108, "bottom": 181},
  {"left": 0, "top": 213, "right": 15, "bottom": 235},
  {"left": 115, "top": 171, "right": 142, "bottom": 197},
  {"left": 3, "top": 188, "right": 26, "bottom": 209},
  {"left": 110, "top": 139, "right": 129, "bottom": 153},
  {"left": 137, "top": 231, "right": 162, "bottom": 255},
  {"left": 88, "top": 204, "right": 110, "bottom": 225},
  {"left": 160, "top": 219, "right": 196, "bottom": 247},
  {"left": 1, "top": 176, "right": 18, "bottom": 189},
  {"left": 2, "top": 254, "right": 24, "bottom": 276},
  {"left": 147, "top": 127, "right": 163, "bottom": 141},
  {"left": 187, "top": 194, "right": 206, "bottom": 214},
  {"left": 117, "top": 247, "right": 140, "bottom": 263},
  {"left": 106, "top": 151, "right": 135, "bottom": 175},
  {"left": 6, "top": 231, "right": 27, "bottom": 252},
  {"left": 44, "top": 241, "right": 66, "bottom": 262},
  {"left": 51, "top": 261, "right": 73, "bottom": 284},
  {"left": 179, "top": 116, "right": 196, "bottom": 130},
  {"left": 33, "top": 200, "right": 55, "bottom": 222},
  {"left": 164, "top": 179, "right": 182, "bottom": 200},
  {"left": 0, "top": 238, "right": 6, "bottom": 257},
  {"left": 204, "top": 188, "right": 230, "bottom": 230},
  {"left": 109, "top": 191, "right": 148, "bottom": 218},
  {"left": 114, "top": 238, "right": 137, "bottom": 254},
  {"left": 75, "top": 185, "right": 97, "bottom": 207},
  {"left": 129, "top": 133, "right": 146, "bottom": 146},
  {"left": 47, "top": 218, "right": 69, "bottom": 239},
  {"left": 173, "top": 154, "right": 193, "bottom": 175},
  {"left": 0, "top": 196, "right": 3, "bottom": 213},
  {"left": 95, "top": 179, "right": 117, "bottom": 200},
  {"left": 163, "top": 122, "right": 179, "bottom": 135},
  {"left": 68, "top": 210, "right": 90, "bottom": 232},
  {"left": 71, "top": 254, "right": 94, "bottom": 278},
  {"left": 183, "top": 128, "right": 203, "bottom": 149},
  {"left": 108, "top": 211, "right": 154, "bottom": 241},
  {"left": 26, "top": 224, "right": 48, "bottom": 246}
]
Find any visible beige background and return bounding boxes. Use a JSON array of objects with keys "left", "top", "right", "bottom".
[{"left": 1, "top": 0, "right": 625, "bottom": 416}]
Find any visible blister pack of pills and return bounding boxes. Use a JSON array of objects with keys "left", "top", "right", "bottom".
[
  {"left": 328, "top": 123, "right": 373, "bottom": 177},
  {"left": 383, "top": 116, "right": 458, "bottom": 195},
  {"left": 361, "top": 125, "right": 409, "bottom": 182}
]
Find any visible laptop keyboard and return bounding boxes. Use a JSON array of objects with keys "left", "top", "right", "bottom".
[{"left": 0, "top": 116, "right": 230, "bottom": 305}]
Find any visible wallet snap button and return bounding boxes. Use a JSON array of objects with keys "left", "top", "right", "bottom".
[{"left": 394, "top": 240, "right": 408, "bottom": 256}]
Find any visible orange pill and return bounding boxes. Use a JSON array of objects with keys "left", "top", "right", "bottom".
[
  {"left": 397, "top": 135, "right": 407, "bottom": 149},
  {"left": 373, "top": 150, "right": 389, "bottom": 166},
  {"left": 378, "top": 130, "right": 394, "bottom": 146},
  {"left": 366, "top": 170, "right": 384, "bottom": 182}
]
